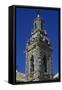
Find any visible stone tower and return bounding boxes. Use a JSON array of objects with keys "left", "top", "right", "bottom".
[{"left": 25, "top": 14, "right": 52, "bottom": 81}]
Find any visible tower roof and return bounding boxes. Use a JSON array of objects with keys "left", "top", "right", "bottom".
[
  {"left": 32, "top": 14, "right": 44, "bottom": 33},
  {"left": 35, "top": 14, "right": 41, "bottom": 21}
]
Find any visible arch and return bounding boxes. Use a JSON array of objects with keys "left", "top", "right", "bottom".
[
  {"left": 35, "top": 22, "right": 37, "bottom": 29},
  {"left": 30, "top": 55, "right": 34, "bottom": 76},
  {"left": 43, "top": 55, "right": 47, "bottom": 72}
]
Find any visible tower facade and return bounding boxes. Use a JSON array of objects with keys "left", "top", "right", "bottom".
[{"left": 25, "top": 15, "right": 52, "bottom": 81}]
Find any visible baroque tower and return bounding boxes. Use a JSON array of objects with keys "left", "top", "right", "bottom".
[{"left": 25, "top": 14, "right": 52, "bottom": 81}]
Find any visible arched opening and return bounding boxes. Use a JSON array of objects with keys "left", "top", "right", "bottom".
[
  {"left": 30, "top": 55, "right": 34, "bottom": 76},
  {"left": 35, "top": 22, "right": 37, "bottom": 29},
  {"left": 43, "top": 55, "right": 47, "bottom": 72}
]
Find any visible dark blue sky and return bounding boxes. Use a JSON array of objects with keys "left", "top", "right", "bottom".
[{"left": 16, "top": 7, "right": 59, "bottom": 75}]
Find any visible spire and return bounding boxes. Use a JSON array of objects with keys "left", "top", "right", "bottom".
[
  {"left": 35, "top": 14, "right": 41, "bottom": 20},
  {"left": 32, "top": 14, "right": 44, "bottom": 32}
]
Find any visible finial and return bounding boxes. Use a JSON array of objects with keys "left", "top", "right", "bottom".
[
  {"left": 37, "top": 14, "right": 40, "bottom": 17},
  {"left": 35, "top": 9, "right": 40, "bottom": 18}
]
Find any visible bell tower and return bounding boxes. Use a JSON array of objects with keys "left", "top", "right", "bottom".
[{"left": 25, "top": 14, "right": 52, "bottom": 81}]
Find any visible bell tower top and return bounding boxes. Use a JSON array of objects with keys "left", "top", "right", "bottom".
[
  {"left": 33, "top": 14, "right": 44, "bottom": 32},
  {"left": 26, "top": 14, "right": 51, "bottom": 50}
]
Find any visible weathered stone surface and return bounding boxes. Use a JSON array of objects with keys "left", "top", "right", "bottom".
[{"left": 25, "top": 15, "right": 52, "bottom": 81}]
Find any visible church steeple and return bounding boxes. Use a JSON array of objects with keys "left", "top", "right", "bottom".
[
  {"left": 26, "top": 14, "right": 52, "bottom": 81},
  {"left": 33, "top": 14, "right": 44, "bottom": 32}
]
